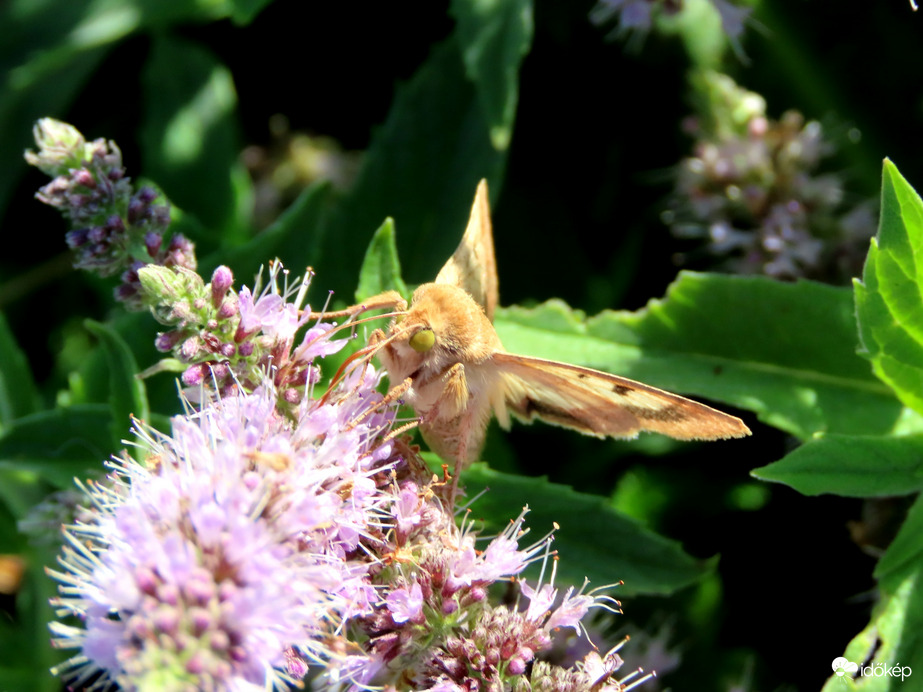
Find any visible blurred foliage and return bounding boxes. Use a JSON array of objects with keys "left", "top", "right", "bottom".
[{"left": 4, "top": 0, "right": 923, "bottom": 690}]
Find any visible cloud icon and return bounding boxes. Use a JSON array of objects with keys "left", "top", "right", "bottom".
[{"left": 832, "top": 657, "right": 859, "bottom": 676}]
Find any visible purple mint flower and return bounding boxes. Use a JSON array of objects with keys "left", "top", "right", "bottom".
[
  {"left": 235, "top": 279, "right": 311, "bottom": 347},
  {"left": 446, "top": 509, "right": 544, "bottom": 590},
  {"left": 26, "top": 118, "right": 197, "bottom": 309},
  {"left": 386, "top": 581, "right": 424, "bottom": 624},
  {"left": 48, "top": 358, "right": 400, "bottom": 690}
]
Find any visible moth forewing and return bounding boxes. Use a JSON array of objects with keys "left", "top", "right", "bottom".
[
  {"left": 491, "top": 352, "right": 750, "bottom": 441},
  {"left": 434, "top": 179, "right": 499, "bottom": 320}
]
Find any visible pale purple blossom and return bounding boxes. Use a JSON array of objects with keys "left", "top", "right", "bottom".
[
  {"left": 386, "top": 581, "right": 424, "bottom": 623},
  {"left": 48, "top": 350, "right": 400, "bottom": 690}
]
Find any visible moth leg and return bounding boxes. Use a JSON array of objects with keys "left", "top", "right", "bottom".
[
  {"left": 420, "top": 363, "right": 470, "bottom": 505},
  {"left": 419, "top": 363, "right": 468, "bottom": 426}
]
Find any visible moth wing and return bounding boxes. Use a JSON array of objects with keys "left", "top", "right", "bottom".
[
  {"left": 435, "top": 179, "right": 499, "bottom": 321},
  {"left": 491, "top": 353, "right": 750, "bottom": 441}
]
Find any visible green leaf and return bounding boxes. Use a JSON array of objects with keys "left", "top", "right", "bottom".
[
  {"left": 0, "top": 548, "right": 63, "bottom": 690},
  {"left": 823, "top": 568, "right": 923, "bottom": 691},
  {"left": 449, "top": 0, "right": 533, "bottom": 151},
  {"left": 822, "top": 489, "right": 923, "bottom": 691},
  {"left": 0, "top": 404, "right": 112, "bottom": 488},
  {"left": 85, "top": 320, "right": 148, "bottom": 448},
  {"left": 318, "top": 37, "right": 506, "bottom": 300},
  {"left": 876, "top": 493, "right": 923, "bottom": 588},
  {"left": 205, "top": 181, "right": 332, "bottom": 286},
  {"left": 752, "top": 434, "right": 923, "bottom": 497},
  {"left": 0, "top": 0, "right": 240, "bottom": 221},
  {"left": 355, "top": 218, "right": 409, "bottom": 303},
  {"left": 230, "top": 0, "right": 276, "bottom": 25},
  {"left": 0, "top": 312, "right": 41, "bottom": 428},
  {"left": 855, "top": 159, "right": 923, "bottom": 417},
  {"left": 141, "top": 33, "right": 248, "bottom": 243},
  {"left": 463, "top": 463, "right": 714, "bottom": 596},
  {"left": 495, "top": 272, "right": 904, "bottom": 440}
]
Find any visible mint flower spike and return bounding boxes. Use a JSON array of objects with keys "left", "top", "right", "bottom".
[
  {"left": 590, "top": 0, "right": 752, "bottom": 49},
  {"left": 666, "top": 74, "right": 875, "bottom": 282},
  {"left": 46, "top": 347, "right": 402, "bottom": 691},
  {"left": 25, "top": 117, "right": 196, "bottom": 309},
  {"left": 324, "top": 489, "right": 654, "bottom": 692},
  {"left": 142, "top": 261, "right": 348, "bottom": 403}
]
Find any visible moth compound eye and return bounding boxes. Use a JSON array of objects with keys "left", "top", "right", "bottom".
[{"left": 409, "top": 328, "right": 435, "bottom": 352}]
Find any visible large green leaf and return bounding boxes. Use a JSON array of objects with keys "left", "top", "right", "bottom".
[
  {"left": 449, "top": 0, "right": 533, "bottom": 151},
  {"left": 463, "top": 463, "right": 714, "bottom": 596},
  {"left": 752, "top": 434, "right": 923, "bottom": 497},
  {"left": 141, "top": 33, "right": 248, "bottom": 243},
  {"left": 205, "top": 180, "right": 332, "bottom": 286},
  {"left": 0, "top": 404, "right": 114, "bottom": 489},
  {"left": 495, "top": 272, "right": 906, "bottom": 440},
  {"left": 0, "top": 0, "right": 241, "bottom": 220},
  {"left": 85, "top": 319, "right": 149, "bottom": 447},
  {"left": 318, "top": 37, "right": 507, "bottom": 300},
  {"left": 855, "top": 159, "right": 923, "bottom": 417},
  {"left": 0, "top": 313, "right": 41, "bottom": 428}
]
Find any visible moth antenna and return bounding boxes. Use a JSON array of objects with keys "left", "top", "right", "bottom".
[
  {"left": 304, "top": 305, "right": 357, "bottom": 320},
  {"left": 305, "top": 291, "right": 406, "bottom": 321}
]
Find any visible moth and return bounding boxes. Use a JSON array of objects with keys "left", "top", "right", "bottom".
[{"left": 338, "top": 180, "right": 749, "bottom": 470}]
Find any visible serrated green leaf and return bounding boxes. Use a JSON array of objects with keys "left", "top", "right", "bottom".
[
  {"left": 355, "top": 218, "right": 409, "bottom": 304},
  {"left": 752, "top": 434, "right": 923, "bottom": 497},
  {"left": 0, "top": 312, "right": 41, "bottom": 428},
  {"left": 450, "top": 0, "right": 533, "bottom": 151},
  {"left": 462, "top": 463, "right": 714, "bottom": 596},
  {"left": 85, "top": 319, "right": 148, "bottom": 448},
  {"left": 318, "top": 37, "right": 506, "bottom": 301},
  {"left": 141, "top": 33, "right": 248, "bottom": 243},
  {"left": 0, "top": 404, "right": 113, "bottom": 488},
  {"left": 855, "top": 159, "right": 923, "bottom": 417},
  {"left": 496, "top": 272, "right": 903, "bottom": 440}
]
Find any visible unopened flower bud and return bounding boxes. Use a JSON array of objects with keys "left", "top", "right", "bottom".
[
  {"left": 23, "top": 118, "right": 87, "bottom": 175},
  {"left": 181, "top": 363, "right": 209, "bottom": 387},
  {"left": 210, "top": 266, "right": 234, "bottom": 307}
]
